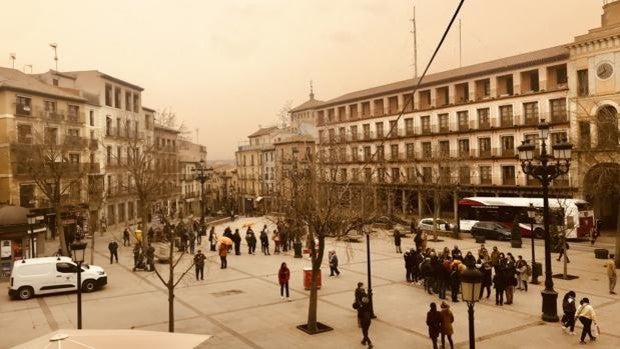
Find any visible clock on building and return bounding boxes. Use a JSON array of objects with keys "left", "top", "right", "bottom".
[{"left": 597, "top": 62, "right": 614, "bottom": 79}]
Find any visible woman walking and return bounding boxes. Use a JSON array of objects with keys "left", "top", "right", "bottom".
[
  {"left": 439, "top": 301, "right": 455, "bottom": 349},
  {"left": 493, "top": 269, "right": 506, "bottom": 306},
  {"left": 561, "top": 291, "right": 577, "bottom": 335},
  {"left": 329, "top": 251, "right": 341, "bottom": 276},
  {"left": 575, "top": 297, "right": 598, "bottom": 344},
  {"left": 426, "top": 302, "right": 443, "bottom": 349},
  {"left": 357, "top": 296, "right": 374, "bottom": 349},
  {"left": 278, "top": 262, "right": 290, "bottom": 301}
]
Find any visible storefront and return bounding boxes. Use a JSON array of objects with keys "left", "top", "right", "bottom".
[{"left": 0, "top": 206, "right": 47, "bottom": 277}]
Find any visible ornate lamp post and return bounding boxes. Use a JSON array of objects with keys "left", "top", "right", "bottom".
[
  {"left": 461, "top": 266, "right": 483, "bottom": 349},
  {"left": 70, "top": 239, "right": 87, "bottom": 329},
  {"left": 517, "top": 120, "right": 572, "bottom": 322},
  {"left": 26, "top": 214, "right": 37, "bottom": 258},
  {"left": 192, "top": 159, "right": 212, "bottom": 223},
  {"left": 363, "top": 224, "right": 376, "bottom": 318},
  {"left": 527, "top": 203, "right": 540, "bottom": 284}
]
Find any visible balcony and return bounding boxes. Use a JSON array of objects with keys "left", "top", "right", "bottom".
[
  {"left": 421, "top": 126, "right": 432, "bottom": 135},
  {"left": 500, "top": 117, "right": 514, "bottom": 128},
  {"left": 15, "top": 103, "right": 32, "bottom": 116},
  {"left": 458, "top": 123, "right": 469, "bottom": 132},
  {"left": 478, "top": 148, "right": 492, "bottom": 158},
  {"left": 65, "top": 136, "right": 88, "bottom": 149},
  {"left": 523, "top": 116, "right": 539, "bottom": 126},
  {"left": 501, "top": 148, "right": 515, "bottom": 157},
  {"left": 66, "top": 111, "right": 85, "bottom": 124},
  {"left": 549, "top": 113, "right": 568, "bottom": 123},
  {"left": 439, "top": 125, "right": 450, "bottom": 133},
  {"left": 479, "top": 120, "right": 491, "bottom": 130},
  {"left": 458, "top": 149, "right": 473, "bottom": 158},
  {"left": 480, "top": 177, "right": 492, "bottom": 185},
  {"left": 405, "top": 128, "right": 415, "bottom": 136},
  {"left": 503, "top": 178, "right": 516, "bottom": 186}
]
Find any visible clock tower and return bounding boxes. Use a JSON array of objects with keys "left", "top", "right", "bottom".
[{"left": 568, "top": 0, "right": 620, "bottom": 232}]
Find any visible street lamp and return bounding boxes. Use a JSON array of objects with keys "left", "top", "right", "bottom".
[
  {"left": 527, "top": 203, "right": 540, "bottom": 284},
  {"left": 517, "top": 119, "right": 572, "bottom": 323},
  {"left": 26, "top": 214, "right": 37, "bottom": 258},
  {"left": 461, "top": 266, "right": 483, "bottom": 349},
  {"left": 192, "top": 159, "right": 212, "bottom": 223},
  {"left": 70, "top": 239, "right": 87, "bottom": 329},
  {"left": 363, "top": 225, "right": 376, "bottom": 318}
]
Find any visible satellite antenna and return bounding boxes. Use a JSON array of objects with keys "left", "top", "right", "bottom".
[
  {"left": 10, "top": 53, "right": 16, "bottom": 69},
  {"left": 23, "top": 64, "right": 33, "bottom": 73},
  {"left": 49, "top": 43, "right": 58, "bottom": 70}
]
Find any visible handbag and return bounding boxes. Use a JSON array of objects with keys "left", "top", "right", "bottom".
[{"left": 352, "top": 301, "right": 360, "bottom": 310}]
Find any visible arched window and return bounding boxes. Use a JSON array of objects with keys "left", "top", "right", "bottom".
[{"left": 597, "top": 105, "right": 619, "bottom": 148}]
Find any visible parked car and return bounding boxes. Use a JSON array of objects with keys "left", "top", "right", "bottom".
[
  {"left": 470, "top": 222, "right": 512, "bottom": 241},
  {"left": 8, "top": 257, "right": 107, "bottom": 300},
  {"left": 417, "top": 218, "right": 455, "bottom": 232}
]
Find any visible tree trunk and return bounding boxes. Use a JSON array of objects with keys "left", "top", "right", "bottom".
[
  {"left": 55, "top": 205, "right": 69, "bottom": 256},
  {"left": 168, "top": 233, "right": 175, "bottom": 332},
  {"left": 616, "top": 203, "right": 620, "bottom": 268},
  {"left": 306, "top": 233, "right": 325, "bottom": 333},
  {"left": 140, "top": 200, "right": 150, "bottom": 251}
]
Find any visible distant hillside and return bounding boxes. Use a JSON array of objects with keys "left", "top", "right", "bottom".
[{"left": 207, "top": 159, "right": 235, "bottom": 168}]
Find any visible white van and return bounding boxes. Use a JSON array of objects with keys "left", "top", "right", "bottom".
[{"left": 8, "top": 257, "right": 107, "bottom": 300}]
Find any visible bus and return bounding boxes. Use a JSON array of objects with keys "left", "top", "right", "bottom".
[{"left": 458, "top": 197, "right": 595, "bottom": 239}]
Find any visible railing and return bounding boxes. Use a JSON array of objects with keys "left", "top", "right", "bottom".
[
  {"left": 15, "top": 104, "right": 32, "bottom": 116},
  {"left": 64, "top": 136, "right": 88, "bottom": 149},
  {"left": 523, "top": 116, "right": 539, "bottom": 126},
  {"left": 503, "top": 178, "right": 516, "bottom": 186},
  {"left": 500, "top": 116, "right": 514, "bottom": 127},
  {"left": 66, "top": 111, "right": 85, "bottom": 124}
]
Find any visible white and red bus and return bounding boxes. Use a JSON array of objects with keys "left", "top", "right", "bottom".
[{"left": 458, "top": 197, "right": 595, "bottom": 239}]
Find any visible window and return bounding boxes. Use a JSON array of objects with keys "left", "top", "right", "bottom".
[
  {"left": 361, "top": 102, "right": 371, "bottom": 117},
  {"left": 475, "top": 78, "right": 491, "bottom": 100},
  {"left": 459, "top": 166, "right": 470, "bottom": 184},
  {"left": 458, "top": 139, "right": 470, "bottom": 157},
  {"left": 422, "top": 167, "right": 432, "bottom": 183},
  {"left": 390, "top": 144, "right": 399, "bottom": 160},
  {"left": 340, "top": 169, "right": 347, "bottom": 182},
  {"left": 406, "top": 143, "right": 415, "bottom": 159},
  {"left": 350, "top": 104, "right": 359, "bottom": 119},
  {"left": 478, "top": 108, "right": 490, "bottom": 129},
  {"left": 577, "top": 69, "right": 589, "bottom": 96},
  {"left": 501, "top": 136, "right": 514, "bottom": 156},
  {"left": 478, "top": 138, "right": 491, "bottom": 157},
  {"left": 406, "top": 167, "right": 416, "bottom": 182},
  {"left": 502, "top": 166, "right": 516, "bottom": 185},
  {"left": 350, "top": 125, "right": 358, "bottom": 140},
  {"left": 457, "top": 111, "right": 469, "bottom": 131},
  {"left": 125, "top": 91, "right": 132, "bottom": 111},
  {"left": 352, "top": 168, "right": 360, "bottom": 182},
  {"left": 67, "top": 105, "right": 79, "bottom": 121},
  {"left": 499, "top": 105, "right": 514, "bottom": 127},
  {"left": 389, "top": 120, "right": 398, "bottom": 137},
  {"left": 374, "top": 99, "right": 384, "bottom": 116},
  {"left": 106, "top": 146, "right": 112, "bottom": 164},
  {"left": 364, "top": 168, "right": 372, "bottom": 182},
  {"left": 52, "top": 78, "right": 59, "bottom": 86},
  {"left": 376, "top": 145, "right": 384, "bottom": 161},
  {"left": 128, "top": 202, "right": 135, "bottom": 221},
  {"left": 391, "top": 168, "right": 400, "bottom": 182},
  {"left": 17, "top": 124, "right": 33, "bottom": 144},
  {"left": 421, "top": 115, "right": 431, "bottom": 133},
  {"left": 351, "top": 146, "right": 359, "bottom": 161},
  {"left": 114, "top": 87, "right": 121, "bottom": 108},
  {"left": 551, "top": 131, "right": 568, "bottom": 145},
  {"left": 56, "top": 262, "right": 77, "bottom": 273},
  {"left": 44, "top": 127, "right": 58, "bottom": 145},
  {"left": 436, "top": 86, "right": 449, "bottom": 106},
  {"left": 480, "top": 166, "right": 492, "bottom": 184},
  {"left": 523, "top": 102, "right": 539, "bottom": 125},
  {"left": 549, "top": 98, "right": 567, "bottom": 122},
  {"left": 105, "top": 84, "right": 113, "bottom": 106},
  {"left": 19, "top": 184, "right": 35, "bottom": 208},
  {"left": 422, "top": 142, "right": 432, "bottom": 157},
  {"left": 338, "top": 127, "right": 346, "bottom": 142},
  {"left": 363, "top": 124, "right": 371, "bottom": 139},
  {"left": 439, "top": 140, "right": 450, "bottom": 157},
  {"left": 328, "top": 129, "right": 335, "bottom": 142},
  {"left": 363, "top": 146, "right": 372, "bottom": 161},
  {"left": 388, "top": 96, "right": 399, "bottom": 114},
  {"left": 89, "top": 110, "right": 95, "bottom": 126},
  {"left": 133, "top": 93, "right": 140, "bottom": 112},
  {"left": 44, "top": 100, "right": 57, "bottom": 112},
  {"left": 327, "top": 108, "right": 335, "bottom": 122},
  {"left": 405, "top": 118, "right": 414, "bottom": 135},
  {"left": 14, "top": 96, "right": 31, "bottom": 117},
  {"left": 403, "top": 93, "right": 414, "bottom": 112},
  {"left": 579, "top": 121, "right": 591, "bottom": 149},
  {"left": 438, "top": 114, "right": 449, "bottom": 132},
  {"left": 375, "top": 122, "right": 384, "bottom": 138},
  {"left": 118, "top": 203, "right": 126, "bottom": 223}
]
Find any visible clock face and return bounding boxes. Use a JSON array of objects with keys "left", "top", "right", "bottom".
[{"left": 597, "top": 62, "right": 614, "bottom": 80}]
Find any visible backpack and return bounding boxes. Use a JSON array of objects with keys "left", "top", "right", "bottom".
[{"left": 526, "top": 264, "right": 532, "bottom": 277}]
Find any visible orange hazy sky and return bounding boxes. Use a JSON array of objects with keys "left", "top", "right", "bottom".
[{"left": 1, "top": 0, "right": 603, "bottom": 159}]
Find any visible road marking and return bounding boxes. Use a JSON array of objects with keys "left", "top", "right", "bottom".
[{"left": 37, "top": 297, "right": 58, "bottom": 331}]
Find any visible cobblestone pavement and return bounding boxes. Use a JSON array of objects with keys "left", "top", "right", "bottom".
[{"left": 1, "top": 216, "right": 619, "bottom": 348}]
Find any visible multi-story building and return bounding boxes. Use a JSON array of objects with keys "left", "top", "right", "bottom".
[
  {"left": 301, "top": 2, "right": 620, "bottom": 226},
  {"left": 273, "top": 134, "right": 315, "bottom": 212},
  {"left": 178, "top": 139, "right": 208, "bottom": 217},
  {"left": 154, "top": 124, "right": 181, "bottom": 216}
]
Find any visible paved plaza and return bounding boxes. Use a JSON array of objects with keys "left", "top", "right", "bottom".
[{"left": 1, "top": 216, "right": 619, "bottom": 349}]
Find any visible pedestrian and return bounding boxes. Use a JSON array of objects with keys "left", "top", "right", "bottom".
[
  {"left": 273, "top": 229, "right": 281, "bottom": 254},
  {"left": 414, "top": 227, "right": 423, "bottom": 251},
  {"left": 145, "top": 243, "right": 155, "bottom": 271},
  {"left": 575, "top": 297, "right": 598, "bottom": 344},
  {"left": 504, "top": 254, "right": 517, "bottom": 305},
  {"left": 479, "top": 261, "right": 492, "bottom": 299},
  {"left": 515, "top": 255, "right": 529, "bottom": 291},
  {"left": 108, "top": 240, "right": 119, "bottom": 264},
  {"left": 223, "top": 227, "right": 233, "bottom": 253},
  {"left": 490, "top": 246, "right": 500, "bottom": 272},
  {"left": 449, "top": 264, "right": 460, "bottom": 302},
  {"left": 197, "top": 223, "right": 203, "bottom": 245},
  {"left": 278, "top": 262, "right": 291, "bottom": 301},
  {"left": 404, "top": 250, "right": 413, "bottom": 282},
  {"left": 329, "top": 250, "right": 341, "bottom": 276},
  {"left": 556, "top": 238, "right": 570, "bottom": 263},
  {"left": 420, "top": 257, "right": 433, "bottom": 294},
  {"left": 194, "top": 250, "right": 207, "bottom": 280},
  {"left": 354, "top": 282, "right": 368, "bottom": 328},
  {"left": 132, "top": 243, "right": 142, "bottom": 269},
  {"left": 493, "top": 268, "right": 506, "bottom": 306},
  {"left": 437, "top": 257, "right": 450, "bottom": 300},
  {"left": 393, "top": 229, "right": 402, "bottom": 253},
  {"left": 232, "top": 229, "right": 241, "bottom": 255},
  {"left": 451, "top": 245, "right": 462, "bottom": 261},
  {"left": 358, "top": 297, "right": 374, "bottom": 349},
  {"left": 245, "top": 228, "right": 257, "bottom": 254},
  {"left": 122, "top": 227, "right": 130, "bottom": 247},
  {"left": 463, "top": 251, "right": 476, "bottom": 268},
  {"left": 604, "top": 253, "right": 617, "bottom": 295},
  {"left": 439, "top": 301, "right": 455, "bottom": 349},
  {"left": 260, "top": 227, "right": 270, "bottom": 255},
  {"left": 478, "top": 244, "right": 489, "bottom": 262},
  {"left": 218, "top": 242, "right": 228, "bottom": 269},
  {"left": 426, "top": 302, "right": 443, "bottom": 349},
  {"left": 591, "top": 219, "right": 601, "bottom": 246},
  {"left": 561, "top": 290, "right": 577, "bottom": 335},
  {"left": 209, "top": 227, "right": 217, "bottom": 252},
  {"left": 189, "top": 230, "right": 196, "bottom": 254}
]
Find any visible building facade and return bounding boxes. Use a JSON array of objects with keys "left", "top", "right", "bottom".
[{"left": 178, "top": 139, "right": 208, "bottom": 217}]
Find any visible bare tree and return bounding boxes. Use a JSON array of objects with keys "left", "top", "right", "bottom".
[{"left": 15, "top": 125, "right": 93, "bottom": 256}]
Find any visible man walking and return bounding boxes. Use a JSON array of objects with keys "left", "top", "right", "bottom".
[
  {"left": 604, "top": 254, "right": 616, "bottom": 295},
  {"left": 329, "top": 250, "right": 340, "bottom": 276},
  {"left": 145, "top": 243, "right": 155, "bottom": 272},
  {"left": 108, "top": 240, "right": 119, "bottom": 264},
  {"left": 194, "top": 250, "right": 207, "bottom": 280},
  {"left": 393, "top": 230, "right": 402, "bottom": 253},
  {"left": 122, "top": 227, "right": 130, "bottom": 247},
  {"left": 357, "top": 297, "right": 374, "bottom": 349}
]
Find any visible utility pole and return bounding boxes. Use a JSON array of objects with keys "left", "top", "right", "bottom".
[
  {"left": 10, "top": 53, "right": 16, "bottom": 69},
  {"left": 411, "top": 4, "right": 418, "bottom": 78}
]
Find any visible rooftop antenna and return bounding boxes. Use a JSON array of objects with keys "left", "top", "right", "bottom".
[
  {"left": 10, "top": 53, "right": 16, "bottom": 69},
  {"left": 309, "top": 80, "right": 315, "bottom": 99},
  {"left": 410, "top": 4, "right": 418, "bottom": 78},
  {"left": 49, "top": 43, "right": 58, "bottom": 71},
  {"left": 23, "top": 64, "right": 33, "bottom": 73},
  {"left": 459, "top": 19, "right": 462, "bottom": 67}
]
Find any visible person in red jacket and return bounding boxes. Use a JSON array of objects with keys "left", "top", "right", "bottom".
[{"left": 278, "top": 262, "right": 291, "bottom": 301}]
